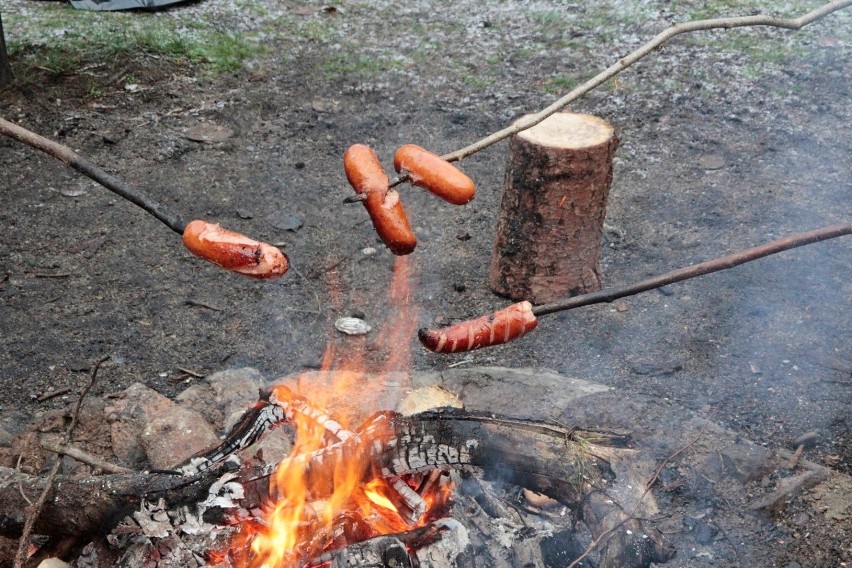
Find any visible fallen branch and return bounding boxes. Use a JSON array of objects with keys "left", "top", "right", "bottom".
[
  {"left": 0, "top": 118, "right": 186, "bottom": 234},
  {"left": 419, "top": 223, "right": 851, "bottom": 352},
  {"left": 39, "top": 441, "right": 133, "bottom": 475},
  {"left": 13, "top": 356, "right": 109, "bottom": 568},
  {"left": 441, "top": 0, "right": 851, "bottom": 163}
]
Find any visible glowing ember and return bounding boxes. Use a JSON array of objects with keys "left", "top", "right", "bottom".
[{"left": 231, "top": 257, "right": 451, "bottom": 567}]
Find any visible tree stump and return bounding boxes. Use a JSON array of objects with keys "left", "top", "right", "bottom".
[{"left": 489, "top": 112, "right": 618, "bottom": 303}]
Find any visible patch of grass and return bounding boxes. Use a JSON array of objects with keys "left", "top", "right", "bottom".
[
  {"left": 544, "top": 75, "right": 576, "bottom": 94},
  {"left": 320, "top": 52, "right": 396, "bottom": 77},
  {"left": 4, "top": 4, "right": 265, "bottom": 76}
]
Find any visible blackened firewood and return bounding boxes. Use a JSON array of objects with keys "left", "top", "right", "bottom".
[{"left": 0, "top": 407, "right": 672, "bottom": 568}]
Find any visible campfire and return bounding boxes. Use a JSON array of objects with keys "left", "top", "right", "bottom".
[
  {"left": 0, "top": 257, "right": 675, "bottom": 568},
  {"left": 169, "top": 257, "right": 670, "bottom": 568}
]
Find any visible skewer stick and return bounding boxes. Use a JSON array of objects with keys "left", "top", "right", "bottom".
[
  {"left": 0, "top": 116, "right": 187, "bottom": 234},
  {"left": 420, "top": 223, "right": 851, "bottom": 353},
  {"left": 439, "top": 1, "right": 852, "bottom": 163}
]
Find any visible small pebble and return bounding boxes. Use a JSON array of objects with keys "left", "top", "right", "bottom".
[
  {"left": 616, "top": 303, "right": 628, "bottom": 312},
  {"left": 362, "top": 247, "right": 377, "bottom": 256},
  {"left": 792, "top": 431, "right": 819, "bottom": 448},
  {"left": 335, "top": 317, "right": 371, "bottom": 335},
  {"left": 453, "top": 283, "right": 466, "bottom": 293}
]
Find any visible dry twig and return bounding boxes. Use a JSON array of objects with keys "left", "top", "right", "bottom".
[
  {"left": 39, "top": 441, "right": 132, "bottom": 475},
  {"left": 13, "top": 356, "right": 109, "bottom": 568},
  {"left": 441, "top": 1, "right": 852, "bottom": 163},
  {"left": 566, "top": 417, "right": 713, "bottom": 568}
]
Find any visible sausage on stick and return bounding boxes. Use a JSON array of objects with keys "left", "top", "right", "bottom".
[
  {"left": 419, "top": 223, "right": 851, "bottom": 353},
  {"left": 182, "top": 220, "right": 289, "bottom": 278},
  {"left": 393, "top": 144, "right": 475, "bottom": 205},
  {"left": 344, "top": 144, "right": 417, "bottom": 255},
  {"left": 418, "top": 301, "right": 538, "bottom": 353}
]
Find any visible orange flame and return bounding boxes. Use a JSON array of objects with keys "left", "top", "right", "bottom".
[{"left": 232, "top": 256, "right": 445, "bottom": 567}]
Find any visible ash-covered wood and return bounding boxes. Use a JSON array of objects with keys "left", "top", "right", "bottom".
[
  {"left": 489, "top": 112, "right": 619, "bottom": 303},
  {"left": 1, "top": 398, "right": 672, "bottom": 568}
]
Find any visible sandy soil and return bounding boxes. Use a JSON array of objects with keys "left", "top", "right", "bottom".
[{"left": 0, "top": 1, "right": 849, "bottom": 566}]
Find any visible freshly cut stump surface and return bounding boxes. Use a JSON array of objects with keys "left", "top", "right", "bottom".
[{"left": 489, "top": 112, "right": 618, "bottom": 303}]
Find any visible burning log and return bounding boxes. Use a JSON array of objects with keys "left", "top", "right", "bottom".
[
  {"left": 0, "top": 400, "right": 672, "bottom": 567},
  {"left": 489, "top": 112, "right": 619, "bottom": 302}
]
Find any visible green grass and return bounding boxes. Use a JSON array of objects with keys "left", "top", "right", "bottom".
[
  {"left": 320, "top": 52, "right": 397, "bottom": 77},
  {"left": 4, "top": 4, "right": 265, "bottom": 76}
]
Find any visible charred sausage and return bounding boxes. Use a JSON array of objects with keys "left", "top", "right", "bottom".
[
  {"left": 418, "top": 301, "right": 538, "bottom": 353},
  {"left": 344, "top": 144, "right": 417, "bottom": 255},
  {"left": 182, "top": 219, "right": 289, "bottom": 278},
  {"left": 393, "top": 144, "right": 475, "bottom": 205}
]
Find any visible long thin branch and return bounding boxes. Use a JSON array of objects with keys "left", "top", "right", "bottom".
[
  {"left": 13, "top": 356, "right": 109, "bottom": 568},
  {"left": 533, "top": 222, "right": 851, "bottom": 316},
  {"left": 441, "top": 0, "right": 851, "bottom": 163},
  {"left": 0, "top": 117, "right": 186, "bottom": 234}
]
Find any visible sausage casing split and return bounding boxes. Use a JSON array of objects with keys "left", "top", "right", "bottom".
[
  {"left": 418, "top": 301, "right": 538, "bottom": 353},
  {"left": 393, "top": 144, "right": 475, "bottom": 205},
  {"left": 344, "top": 144, "right": 417, "bottom": 255},
  {"left": 182, "top": 220, "right": 289, "bottom": 278}
]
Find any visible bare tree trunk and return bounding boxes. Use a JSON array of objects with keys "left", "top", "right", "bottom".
[
  {"left": 0, "top": 12, "right": 12, "bottom": 86},
  {"left": 490, "top": 112, "right": 618, "bottom": 303}
]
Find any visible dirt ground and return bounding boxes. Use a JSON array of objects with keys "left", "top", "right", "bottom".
[{"left": 0, "top": 1, "right": 850, "bottom": 566}]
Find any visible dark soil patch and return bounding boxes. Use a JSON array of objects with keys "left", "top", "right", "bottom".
[{"left": 0, "top": 2, "right": 850, "bottom": 565}]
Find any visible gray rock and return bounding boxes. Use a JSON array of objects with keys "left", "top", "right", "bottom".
[
  {"left": 205, "top": 368, "right": 265, "bottom": 432},
  {"left": 141, "top": 406, "right": 219, "bottom": 469},
  {"left": 414, "top": 367, "right": 611, "bottom": 422},
  {"left": 105, "top": 383, "right": 178, "bottom": 468},
  {"left": 720, "top": 442, "right": 773, "bottom": 483},
  {"left": 0, "top": 410, "right": 30, "bottom": 447}
]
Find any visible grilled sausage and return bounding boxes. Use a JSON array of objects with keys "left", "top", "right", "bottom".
[
  {"left": 344, "top": 144, "right": 417, "bottom": 255},
  {"left": 418, "top": 301, "right": 538, "bottom": 353},
  {"left": 182, "top": 219, "right": 289, "bottom": 278},
  {"left": 393, "top": 144, "right": 475, "bottom": 205}
]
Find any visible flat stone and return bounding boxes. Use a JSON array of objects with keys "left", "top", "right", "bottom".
[
  {"left": 141, "top": 406, "right": 219, "bottom": 469},
  {"left": 720, "top": 442, "right": 773, "bottom": 483},
  {"left": 205, "top": 368, "right": 265, "bottom": 433},
  {"left": 184, "top": 123, "right": 234, "bottom": 143},
  {"left": 106, "top": 383, "right": 177, "bottom": 468},
  {"left": 414, "top": 367, "right": 611, "bottom": 422}
]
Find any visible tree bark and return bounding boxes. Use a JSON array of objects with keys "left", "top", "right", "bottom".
[
  {"left": 0, "top": 12, "right": 12, "bottom": 86},
  {"left": 489, "top": 112, "right": 618, "bottom": 303}
]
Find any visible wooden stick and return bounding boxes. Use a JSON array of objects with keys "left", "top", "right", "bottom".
[
  {"left": 440, "top": 1, "right": 852, "bottom": 163},
  {"left": 39, "top": 441, "right": 133, "bottom": 475},
  {"left": 0, "top": 117, "right": 186, "bottom": 234},
  {"left": 533, "top": 223, "right": 851, "bottom": 316},
  {"left": 419, "top": 223, "right": 850, "bottom": 353}
]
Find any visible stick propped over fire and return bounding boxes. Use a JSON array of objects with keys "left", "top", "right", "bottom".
[{"left": 419, "top": 223, "right": 851, "bottom": 353}]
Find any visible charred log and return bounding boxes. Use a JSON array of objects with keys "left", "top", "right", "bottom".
[{"left": 0, "top": 407, "right": 672, "bottom": 567}]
